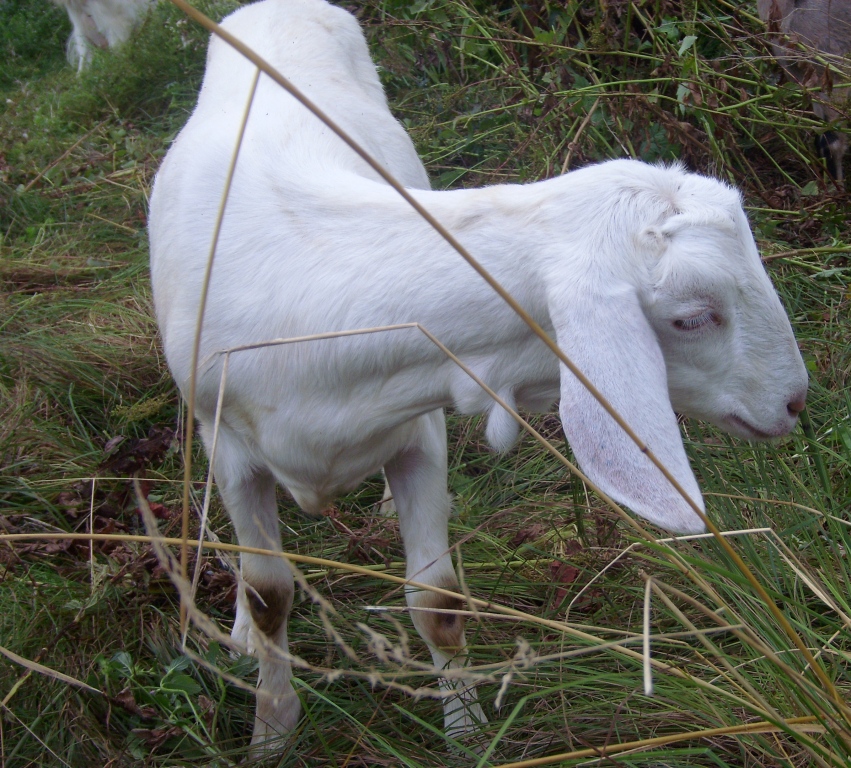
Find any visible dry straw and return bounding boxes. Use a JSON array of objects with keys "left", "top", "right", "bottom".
[{"left": 0, "top": 521, "right": 841, "bottom": 764}]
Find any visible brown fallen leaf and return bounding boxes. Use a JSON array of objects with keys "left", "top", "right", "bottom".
[{"left": 112, "top": 687, "right": 157, "bottom": 720}]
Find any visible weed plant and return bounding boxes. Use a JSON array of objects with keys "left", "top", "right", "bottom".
[{"left": 0, "top": 1, "right": 849, "bottom": 766}]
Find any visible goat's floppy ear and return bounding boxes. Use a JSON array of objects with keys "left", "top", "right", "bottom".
[{"left": 549, "top": 282, "right": 706, "bottom": 534}]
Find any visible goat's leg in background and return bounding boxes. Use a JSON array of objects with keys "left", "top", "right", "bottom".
[
  {"left": 384, "top": 409, "right": 487, "bottom": 739},
  {"left": 204, "top": 423, "right": 300, "bottom": 746},
  {"left": 60, "top": 2, "right": 108, "bottom": 71},
  {"left": 377, "top": 471, "right": 396, "bottom": 515}
]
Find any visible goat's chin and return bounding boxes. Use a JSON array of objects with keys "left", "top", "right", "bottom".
[
  {"left": 675, "top": 409, "right": 798, "bottom": 442},
  {"left": 719, "top": 414, "right": 797, "bottom": 441}
]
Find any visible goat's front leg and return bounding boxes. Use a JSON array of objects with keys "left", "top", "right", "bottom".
[
  {"left": 384, "top": 410, "right": 486, "bottom": 739},
  {"left": 214, "top": 458, "right": 299, "bottom": 748}
]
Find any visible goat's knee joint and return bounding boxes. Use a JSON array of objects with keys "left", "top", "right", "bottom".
[
  {"left": 246, "top": 581, "right": 292, "bottom": 637},
  {"left": 418, "top": 592, "right": 466, "bottom": 653}
]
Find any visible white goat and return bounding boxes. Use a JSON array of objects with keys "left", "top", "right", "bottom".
[
  {"left": 52, "top": 0, "right": 153, "bottom": 72},
  {"left": 757, "top": 0, "right": 850, "bottom": 182},
  {"left": 149, "top": 0, "right": 809, "bottom": 748}
]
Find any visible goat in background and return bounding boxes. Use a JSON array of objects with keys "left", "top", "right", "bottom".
[
  {"left": 758, "top": 0, "right": 851, "bottom": 183},
  {"left": 149, "top": 0, "right": 809, "bottom": 750},
  {"left": 51, "top": 0, "right": 153, "bottom": 71}
]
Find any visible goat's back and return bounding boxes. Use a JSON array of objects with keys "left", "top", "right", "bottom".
[
  {"left": 184, "top": 0, "right": 427, "bottom": 188},
  {"left": 149, "top": 0, "right": 431, "bottom": 381}
]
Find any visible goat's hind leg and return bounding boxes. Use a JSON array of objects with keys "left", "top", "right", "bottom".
[
  {"left": 384, "top": 410, "right": 486, "bottom": 740},
  {"left": 377, "top": 471, "right": 396, "bottom": 515},
  {"left": 208, "top": 428, "right": 299, "bottom": 747}
]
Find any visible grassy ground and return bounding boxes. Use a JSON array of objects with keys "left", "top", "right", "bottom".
[{"left": 1, "top": 0, "right": 850, "bottom": 765}]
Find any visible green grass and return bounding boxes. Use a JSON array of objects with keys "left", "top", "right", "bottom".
[{"left": 1, "top": 0, "right": 850, "bottom": 765}]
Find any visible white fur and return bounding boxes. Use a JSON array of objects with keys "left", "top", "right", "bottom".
[
  {"left": 52, "top": 0, "right": 153, "bottom": 72},
  {"left": 149, "top": 0, "right": 809, "bottom": 749}
]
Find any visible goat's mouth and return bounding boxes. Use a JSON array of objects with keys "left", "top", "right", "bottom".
[{"left": 724, "top": 414, "right": 780, "bottom": 441}]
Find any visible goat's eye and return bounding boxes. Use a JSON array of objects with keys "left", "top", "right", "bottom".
[{"left": 673, "top": 311, "right": 719, "bottom": 331}]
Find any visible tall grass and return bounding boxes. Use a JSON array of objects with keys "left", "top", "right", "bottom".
[{"left": 1, "top": 0, "right": 849, "bottom": 765}]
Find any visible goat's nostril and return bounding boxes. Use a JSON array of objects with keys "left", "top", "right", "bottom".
[{"left": 787, "top": 397, "right": 806, "bottom": 417}]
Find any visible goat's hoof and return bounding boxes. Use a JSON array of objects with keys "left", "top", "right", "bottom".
[
  {"left": 446, "top": 712, "right": 489, "bottom": 755},
  {"left": 445, "top": 699, "right": 487, "bottom": 746},
  {"left": 251, "top": 691, "right": 301, "bottom": 752},
  {"left": 249, "top": 721, "right": 294, "bottom": 757}
]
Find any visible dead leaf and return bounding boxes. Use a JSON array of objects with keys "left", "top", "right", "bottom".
[
  {"left": 511, "top": 523, "right": 549, "bottom": 548},
  {"left": 131, "top": 725, "right": 183, "bottom": 750},
  {"left": 99, "top": 426, "right": 175, "bottom": 475},
  {"left": 549, "top": 560, "right": 580, "bottom": 607},
  {"left": 113, "top": 687, "right": 157, "bottom": 720}
]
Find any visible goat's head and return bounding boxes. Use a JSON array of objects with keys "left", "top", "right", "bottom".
[
  {"left": 640, "top": 175, "right": 808, "bottom": 439},
  {"left": 546, "top": 164, "right": 808, "bottom": 535}
]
